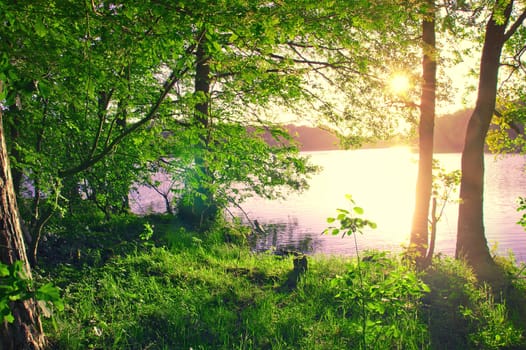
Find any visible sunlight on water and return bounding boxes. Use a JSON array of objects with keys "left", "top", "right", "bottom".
[
  {"left": 235, "top": 148, "right": 526, "bottom": 261},
  {"left": 240, "top": 147, "right": 420, "bottom": 254}
]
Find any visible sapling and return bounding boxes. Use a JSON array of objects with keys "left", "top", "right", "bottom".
[
  {"left": 424, "top": 159, "right": 461, "bottom": 267},
  {"left": 323, "top": 194, "right": 376, "bottom": 349}
]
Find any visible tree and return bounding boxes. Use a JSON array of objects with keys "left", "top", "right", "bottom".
[
  {"left": 0, "top": 82, "right": 46, "bottom": 350},
  {"left": 2, "top": 0, "right": 195, "bottom": 259},
  {"left": 2, "top": 0, "right": 421, "bottom": 261},
  {"left": 456, "top": 0, "right": 526, "bottom": 278},
  {"left": 410, "top": 0, "right": 437, "bottom": 265}
]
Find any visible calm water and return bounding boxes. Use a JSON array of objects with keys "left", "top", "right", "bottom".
[
  {"left": 131, "top": 148, "right": 526, "bottom": 261},
  {"left": 233, "top": 148, "right": 526, "bottom": 261}
]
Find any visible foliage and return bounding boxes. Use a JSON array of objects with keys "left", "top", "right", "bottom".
[
  {"left": 139, "top": 222, "right": 154, "bottom": 242},
  {"left": 0, "top": 261, "right": 63, "bottom": 324},
  {"left": 0, "top": 0, "right": 440, "bottom": 274},
  {"left": 323, "top": 197, "right": 428, "bottom": 348},
  {"left": 323, "top": 194, "right": 377, "bottom": 238},
  {"left": 330, "top": 251, "right": 430, "bottom": 349},
  {"left": 487, "top": 100, "right": 526, "bottom": 155},
  {"left": 1, "top": 0, "right": 380, "bottom": 242}
]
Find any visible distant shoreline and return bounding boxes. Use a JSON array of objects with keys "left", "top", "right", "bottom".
[{"left": 284, "top": 109, "right": 520, "bottom": 154}]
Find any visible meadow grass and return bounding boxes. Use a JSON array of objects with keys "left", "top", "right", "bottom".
[{"left": 38, "top": 217, "right": 526, "bottom": 349}]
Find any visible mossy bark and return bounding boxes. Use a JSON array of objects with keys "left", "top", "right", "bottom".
[{"left": 0, "top": 82, "right": 46, "bottom": 349}]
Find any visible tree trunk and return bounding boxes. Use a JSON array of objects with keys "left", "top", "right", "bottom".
[
  {"left": 178, "top": 31, "right": 219, "bottom": 227},
  {"left": 0, "top": 82, "right": 46, "bottom": 349},
  {"left": 409, "top": 0, "right": 436, "bottom": 265},
  {"left": 455, "top": 2, "right": 512, "bottom": 277}
]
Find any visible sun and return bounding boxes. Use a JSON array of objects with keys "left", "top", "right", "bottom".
[{"left": 388, "top": 73, "right": 411, "bottom": 96}]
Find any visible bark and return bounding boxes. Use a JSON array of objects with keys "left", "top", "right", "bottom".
[
  {"left": 0, "top": 82, "right": 46, "bottom": 349},
  {"left": 194, "top": 34, "right": 211, "bottom": 130},
  {"left": 179, "top": 31, "right": 219, "bottom": 227},
  {"left": 455, "top": 2, "right": 512, "bottom": 276},
  {"left": 409, "top": 1, "right": 436, "bottom": 265}
]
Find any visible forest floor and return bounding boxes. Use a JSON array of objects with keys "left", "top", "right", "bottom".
[{"left": 36, "top": 214, "right": 526, "bottom": 349}]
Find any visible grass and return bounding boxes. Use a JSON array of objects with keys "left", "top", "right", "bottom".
[{"left": 36, "top": 216, "right": 526, "bottom": 349}]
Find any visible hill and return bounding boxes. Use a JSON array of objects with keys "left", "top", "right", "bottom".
[
  {"left": 433, "top": 109, "right": 472, "bottom": 152},
  {"left": 279, "top": 109, "right": 474, "bottom": 152},
  {"left": 284, "top": 125, "right": 341, "bottom": 151}
]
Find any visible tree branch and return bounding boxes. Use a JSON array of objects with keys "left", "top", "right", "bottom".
[
  {"left": 504, "top": 9, "right": 526, "bottom": 41},
  {"left": 59, "top": 65, "right": 190, "bottom": 177}
]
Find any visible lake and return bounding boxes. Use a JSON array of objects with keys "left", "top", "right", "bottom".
[
  {"left": 131, "top": 148, "right": 526, "bottom": 262},
  {"left": 231, "top": 148, "right": 526, "bottom": 261}
]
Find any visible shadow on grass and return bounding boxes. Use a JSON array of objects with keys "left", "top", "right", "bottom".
[
  {"left": 422, "top": 258, "right": 473, "bottom": 349},
  {"left": 422, "top": 256, "right": 526, "bottom": 350}
]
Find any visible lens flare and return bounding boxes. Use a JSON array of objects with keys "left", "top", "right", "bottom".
[{"left": 389, "top": 74, "right": 411, "bottom": 95}]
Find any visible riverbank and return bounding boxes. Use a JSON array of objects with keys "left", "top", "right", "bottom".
[{"left": 38, "top": 215, "right": 526, "bottom": 349}]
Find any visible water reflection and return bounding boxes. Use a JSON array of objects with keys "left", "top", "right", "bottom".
[
  {"left": 235, "top": 148, "right": 526, "bottom": 261},
  {"left": 250, "top": 218, "right": 320, "bottom": 254}
]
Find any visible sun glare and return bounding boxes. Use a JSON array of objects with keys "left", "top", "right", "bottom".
[{"left": 388, "top": 74, "right": 411, "bottom": 95}]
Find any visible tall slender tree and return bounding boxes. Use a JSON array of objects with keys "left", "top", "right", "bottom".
[
  {"left": 410, "top": 0, "right": 437, "bottom": 265},
  {"left": 456, "top": 0, "right": 526, "bottom": 279}
]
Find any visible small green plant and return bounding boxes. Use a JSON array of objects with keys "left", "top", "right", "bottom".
[
  {"left": 139, "top": 222, "right": 155, "bottom": 249},
  {"left": 324, "top": 195, "right": 379, "bottom": 349},
  {"left": 324, "top": 196, "right": 430, "bottom": 348},
  {"left": 330, "top": 252, "right": 430, "bottom": 348},
  {"left": 323, "top": 194, "right": 377, "bottom": 238},
  {"left": 0, "top": 261, "right": 63, "bottom": 323},
  {"left": 139, "top": 222, "right": 154, "bottom": 241}
]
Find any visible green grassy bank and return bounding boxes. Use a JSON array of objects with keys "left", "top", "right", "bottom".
[{"left": 36, "top": 216, "right": 526, "bottom": 349}]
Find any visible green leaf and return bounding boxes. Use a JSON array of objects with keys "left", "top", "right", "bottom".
[
  {"left": 353, "top": 206, "right": 364, "bottom": 215},
  {"left": 36, "top": 283, "right": 61, "bottom": 303},
  {"left": 34, "top": 19, "right": 47, "bottom": 37},
  {"left": 229, "top": 32, "right": 238, "bottom": 42},
  {"left": 3, "top": 313, "right": 14, "bottom": 324},
  {"left": 38, "top": 81, "right": 51, "bottom": 98},
  {"left": 212, "top": 40, "right": 222, "bottom": 53},
  {"left": 420, "top": 282, "right": 431, "bottom": 293},
  {"left": 0, "top": 263, "right": 9, "bottom": 277},
  {"left": 9, "top": 293, "right": 24, "bottom": 301}
]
